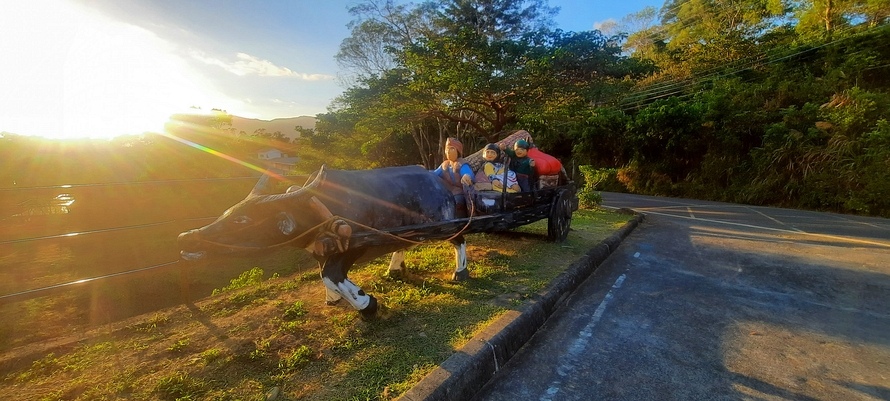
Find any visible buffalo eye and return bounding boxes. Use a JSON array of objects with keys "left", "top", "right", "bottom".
[
  {"left": 232, "top": 215, "right": 252, "bottom": 225},
  {"left": 277, "top": 212, "right": 296, "bottom": 235}
]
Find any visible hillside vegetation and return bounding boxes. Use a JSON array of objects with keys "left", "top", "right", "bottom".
[{"left": 303, "top": 0, "right": 889, "bottom": 217}]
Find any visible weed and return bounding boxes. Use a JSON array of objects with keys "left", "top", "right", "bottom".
[
  {"left": 117, "top": 368, "right": 142, "bottom": 393},
  {"left": 168, "top": 338, "right": 190, "bottom": 353},
  {"left": 386, "top": 285, "right": 433, "bottom": 307},
  {"left": 278, "top": 345, "right": 312, "bottom": 372},
  {"left": 297, "top": 271, "right": 318, "bottom": 282},
  {"left": 227, "top": 291, "right": 260, "bottom": 307},
  {"left": 328, "top": 313, "right": 357, "bottom": 329},
  {"left": 16, "top": 353, "right": 62, "bottom": 382},
  {"left": 213, "top": 267, "right": 265, "bottom": 295},
  {"left": 282, "top": 278, "right": 303, "bottom": 290},
  {"left": 154, "top": 371, "right": 208, "bottom": 401},
  {"left": 279, "top": 320, "right": 304, "bottom": 333},
  {"left": 128, "top": 340, "right": 150, "bottom": 351},
  {"left": 130, "top": 314, "right": 170, "bottom": 333},
  {"left": 331, "top": 334, "right": 368, "bottom": 353},
  {"left": 199, "top": 348, "right": 224, "bottom": 363},
  {"left": 249, "top": 338, "right": 272, "bottom": 361},
  {"left": 283, "top": 301, "right": 308, "bottom": 320}
]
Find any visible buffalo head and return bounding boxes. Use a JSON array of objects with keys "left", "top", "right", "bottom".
[{"left": 177, "top": 168, "right": 326, "bottom": 261}]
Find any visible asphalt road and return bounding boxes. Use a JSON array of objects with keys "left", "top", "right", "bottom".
[{"left": 473, "top": 192, "right": 890, "bottom": 401}]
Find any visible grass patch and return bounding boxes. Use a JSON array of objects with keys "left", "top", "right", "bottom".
[
  {"left": 212, "top": 267, "right": 266, "bottom": 295},
  {"left": 0, "top": 208, "right": 629, "bottom": 400}
]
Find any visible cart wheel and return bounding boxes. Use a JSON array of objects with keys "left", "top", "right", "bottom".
[{"left": 547, "top": 188, "right": 574, "bottom": 242}]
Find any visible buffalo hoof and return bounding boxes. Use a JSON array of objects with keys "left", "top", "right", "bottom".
[
  {"left": 359, "top": 296, "right": 378, "bottom": 320},
  {"left": 452, "top": 268, "right": 470, "bottom": 282},
  {"left": 388, "top": 269, "right": 404, "bottom": 279}
]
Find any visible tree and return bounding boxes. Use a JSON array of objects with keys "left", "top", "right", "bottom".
[
  {"left": 336, "top": 0, "right": 437, "bottom": 81},
  {"left": 620, "top": 6, "right": 663, "bottom": 59},
  {"left": 436, "top": 0, "right": 557, "bottom": 40}
]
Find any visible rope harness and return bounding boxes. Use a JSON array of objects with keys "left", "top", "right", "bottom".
[{"left": 187, "top": 192, "right": 476, "bottom": 256}]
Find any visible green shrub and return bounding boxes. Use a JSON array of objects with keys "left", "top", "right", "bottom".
[
  {"left": 283, "top": 301, "right": 308, "bottom": 320},
  {"left": 578, "top": 166, "right": 620, "bottom": 208},
  {"left": 212, "top": 267, "right": 265, "bottom": 295},
  {"left": 278, "top": 345, "right": 312, "bottom": 372}
]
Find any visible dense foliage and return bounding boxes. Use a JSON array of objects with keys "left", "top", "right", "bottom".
[
  {"left": 317, "top": 0, "right": 889, "bottom": 217},
  {"left": 317, "top": 0, "right": 647, "bottom": 170}
]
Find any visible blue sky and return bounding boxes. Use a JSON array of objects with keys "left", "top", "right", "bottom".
[{"left": 0, "top": 0, "right": 663, "bottom": 138}]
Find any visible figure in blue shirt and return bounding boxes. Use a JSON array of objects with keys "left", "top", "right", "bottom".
[{"left": 432, "top": 137, "right": 474, "bottom": 215}]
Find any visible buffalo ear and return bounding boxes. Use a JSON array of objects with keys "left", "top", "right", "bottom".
[{"left": 249, "top": 174, "right": 273, "bottom": 197}]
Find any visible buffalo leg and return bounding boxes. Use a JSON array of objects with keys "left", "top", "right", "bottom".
[
  {"left": 321, "top": 250, "right": 378, "bottom": 318},
  {"left": 315, "top": 260, "right": 343, "bottom": 306},
  {"left": 323, "top": 263, "right": 343, "bottom": 306},
  {"left": 388, "top": 250, "right": 407, "bottom": 278},
  {"left": 451, "top": 235, "right": 470, "bottom": 281}
]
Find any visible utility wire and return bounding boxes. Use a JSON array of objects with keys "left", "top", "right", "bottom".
[
  {"left": 624, "top": 22, "right": 878, "bottom": 102},
  {"left": 0, "top": 260, "right": 182, "bottom": 302},
  {"left": 624, "top": 30, "right": 890, "bottom": 107},
  {"left": 616, "top": 0, "right": 889, "bottom": 104},
  {"left": 618, "top": 24, "right": 890, "bottom": 110},
  {"left": 0, "top": 175, "right": 260, "bottom": 192},
  {"left": 0, "top": 216, "right": 215, "bottom": 246}
]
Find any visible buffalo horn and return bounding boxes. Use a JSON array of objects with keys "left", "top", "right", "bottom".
[
  {"left": 249, "top": 174, "right": 273, "bottom": 197},
  {"left": 276, "top": 166, "right": 325, "bottom": 199},
  {"left": 282, "top": 165, "right": 326, "bottom": 199}
]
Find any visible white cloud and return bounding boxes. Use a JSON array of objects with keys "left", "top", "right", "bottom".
[
  {"left": 593, "top": 18, "right": 619, "bottom": 34},
  {"left": 191, "top": 51, "right": 333, "bottom": 81}
]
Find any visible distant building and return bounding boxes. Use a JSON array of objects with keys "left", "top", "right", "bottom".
[
  {"left": 256, "top": 148, "right": 298, "bottom": 173},
  {"left": 257, "top": 148, "right": 286, "bottom": 160}
]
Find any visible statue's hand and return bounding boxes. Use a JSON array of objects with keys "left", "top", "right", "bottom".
[{"left": 461, "top": 174, "right": 473, "bottom": 186}]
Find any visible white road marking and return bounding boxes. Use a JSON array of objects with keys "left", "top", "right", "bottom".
[
  {"left": 827, "top": 213, "right": 889, "bottom": 230},
  {"left": 539, "top": 274, "right": 627, "bottom": 401},
  {"left": 641, "top": 210, "right": 890, "bottom": 248},
  {"left": 687, "top": 207, "right": 696, "bottom": 219},
  {"left": 745, "top": 206, "right": 803, "bottom": 232}
]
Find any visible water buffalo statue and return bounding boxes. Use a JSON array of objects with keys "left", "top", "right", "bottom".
[{"left": 177, "top": 165, "right": 470, "bottom": 318}]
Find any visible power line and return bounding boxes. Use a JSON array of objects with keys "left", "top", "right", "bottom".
[
  {"left": 0, "top": 175, "right": 260, "bottom": 193},
  {"left": 624, "top": 32, "right": 888, "bottom": 108},
  {"left": 0, "top": 216, "right": 215, "bottom": 246},
  {"left": 618, "top": 24, "right": 890, "bottom": 110},
  {"left": 621, "top": 26, "right": 860, "bottom": 103},
  {"left": 0, "top": 260, "right": 182, "bottom": 302},
  {"left": 615, "top": 0, "right": 890, "bottom": 106}
]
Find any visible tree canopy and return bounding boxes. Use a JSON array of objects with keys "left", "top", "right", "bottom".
[
  {"left": 309, "top": 0, "right": 889, "bottom": 216},
  {"left": 322, "top": 0, "right": 642, "bottom": 169}
]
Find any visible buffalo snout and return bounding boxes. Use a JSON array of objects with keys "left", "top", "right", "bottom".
[{"left": 177, "top": 229, "right": 207, "bottom": 261}]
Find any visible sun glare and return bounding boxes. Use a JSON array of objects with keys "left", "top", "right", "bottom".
[{"left": 0, "top": 1, "right": 238, "bottom": 140}]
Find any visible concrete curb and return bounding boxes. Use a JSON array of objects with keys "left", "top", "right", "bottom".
[{"left": 398, "top": 211, "right": 644, "bottom": 401}]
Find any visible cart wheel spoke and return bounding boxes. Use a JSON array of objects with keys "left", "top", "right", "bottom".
[{"left": 547, "top": 188, "right": 574, "bottom": 242}]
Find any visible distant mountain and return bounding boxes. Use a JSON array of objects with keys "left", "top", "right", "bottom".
[{"left": 229, "top": 116, "right": 316, "bottom": 141}]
